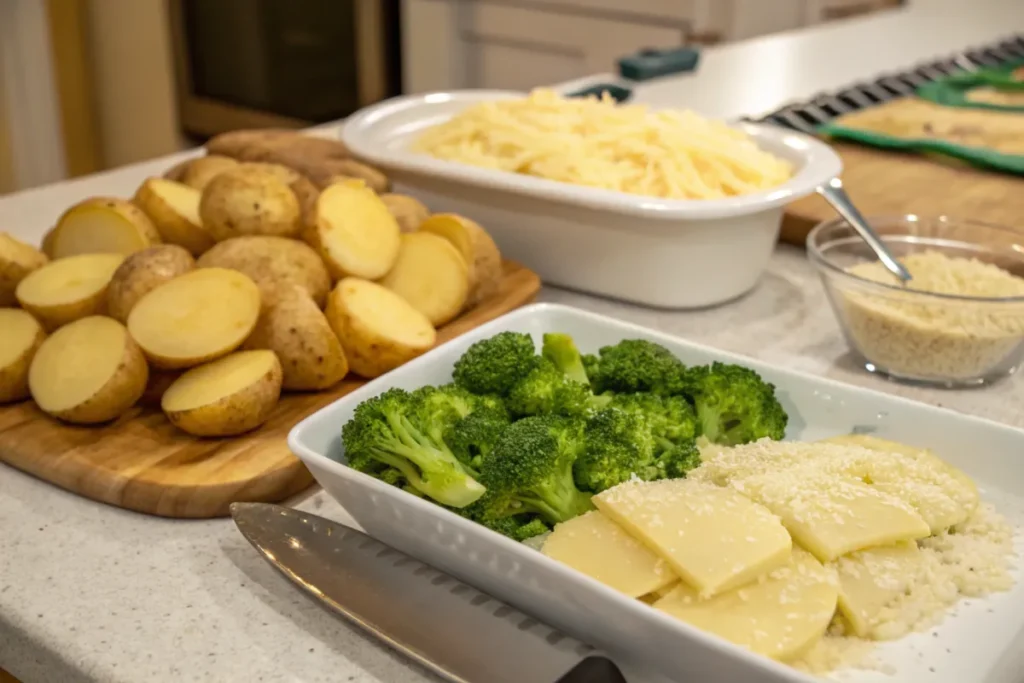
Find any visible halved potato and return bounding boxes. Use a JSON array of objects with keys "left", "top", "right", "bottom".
[
  {"left": 419, "top": 214, "right": 503, "bottom": 308},
  {"left": 127, "top": 267, "right": 261, "bottom": 369},
  {"left": 199, "top": 165, "right": 302, "bottom": 241},
  {"left": 380, "top": 232, "right": 469, "bottom": 326},
  {"left": 29, "top": 315, "right": 148, "bottom": 424},
  {"left": 161, "top": 350, "right": 282, "bottom": 437},
  {"left": 380, "top": 194, "right": 430, "bottom": 233},
  {"left": 244, "top": 285, "right": 348, "bottom": 390},
  {"left": 15, "top": 253, "right": 125, "bottom": 331},
  {"left": 179, "top": 155, "right": 239, "bottom": 191},
  {"left": 134, "top": 177, "right": 214, "bottom": 255},
  {"left": 324, "top": 278, "right": 435, "bottom": 378},
  {"left": 196, "top": 235, "right": 330, "bottom": 308},
  {"left": 0, "top": 308, "right": 46, "bottom": 403},
  {"left": 49, "top": 197, "right": 161, "bottom": 258},
  {"left": 305, "top": 180, "right": 400, "bottom": 280},
  {"left": 106, "top": 245, "right": 195, "bottom": 323},
  {"left": 0, "top": 232, "right": 49, "bottom": 306}
]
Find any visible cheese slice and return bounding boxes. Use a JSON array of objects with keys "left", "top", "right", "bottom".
[
  {"left": 832, "top": 542, "right": 923, "bottom": 639},
  {"left": 654, "top": 547, "right": 839, "bottom": 662},
  {"left": 594, "top": 479, "right": 792, "bottom": 597},
  {"left": 821, "top": 434, "right": 979, "bottom": 531},
  {"left": 734, "top": 469, "right": 930, "bottom": 563},
  {"left": 542, "top": 511, "right": 676, "bottom": 598}
]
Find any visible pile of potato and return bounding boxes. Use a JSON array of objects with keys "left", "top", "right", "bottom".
[{"left": 0, "top": 130, "right": 503, "bottom": 438}]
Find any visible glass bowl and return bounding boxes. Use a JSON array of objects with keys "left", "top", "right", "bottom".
[{"left": 807, "top": 214, "right": 1024, "bottom": 387}]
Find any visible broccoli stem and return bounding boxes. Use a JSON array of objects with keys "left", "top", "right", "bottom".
[{"left": 542, "top": 333, "right": 590, "bottom": 386}]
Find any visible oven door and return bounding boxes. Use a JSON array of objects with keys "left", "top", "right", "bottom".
[{"left": 169, "top": 0, "right": 395, "bottom": 138}]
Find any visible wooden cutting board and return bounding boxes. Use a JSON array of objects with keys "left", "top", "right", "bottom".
[
  {"left": 780, "top": 142, "right": 1024, "bottom": 246},
  {"left": 0, "top": 261, "right": 541, "bottom": 519}
]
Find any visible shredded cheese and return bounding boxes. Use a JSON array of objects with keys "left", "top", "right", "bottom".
[
  {"left": 413, "top": 89, "right": 793, "bottom": 200},
  {"left": 838, "top": 250, "right": 1024, "bottom": 380}
]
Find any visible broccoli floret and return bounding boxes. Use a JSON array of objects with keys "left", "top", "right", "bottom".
[
  {"left": 342, "top": 388, "right": 486, "bottom": 508},
  {"left": 587, "top": 339, "right": 688, "bottom": 396},
  {"left": 447, "top": 409, "right": 510, "bottom": 471},
  {"left": 470, "top": 514, "right": 551, "bottom": 542},
  {"left": 453, "top": 332, "right": 540, "bottom": 396},
  {"left": 574, "top": 406, "right": 656, "bottom": 492},
  {"left": 541, "top": 333, "right": 590, "bottom": 385},
  {"left": 574, "top": 394, "right": 701, "bottom": 492},
  {"left": 470, "top": 415, "right": 593, "bottom": 528},
  {"left": 506, "top": 358, "right": 592, "bottom": 418},
  {"left": 687, "top": 362, "right": 788, "bottom": 446}
]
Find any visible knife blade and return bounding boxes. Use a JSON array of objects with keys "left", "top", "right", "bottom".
[{"left": 230, "top": 502, "right": 627, "bottom": 683}]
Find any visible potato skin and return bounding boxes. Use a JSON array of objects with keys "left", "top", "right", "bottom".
[
  {"left": 180, "top": 155, "right": 239, "bottom": 191},
  {"left": 35, "top": 328, "right": 149, "bottom": 424},
  {"left": 234, "top": 162, "right": 319, "bottom": 224},
  {"left": 107, "top": 245, "right": 195, "bottom": 323},
  {"left": 163, "top": 354, "right": 282, "bottom": 437},
  {"left": 0, "top": 311, "right": 46, "bottom": 403},
  {"left": 380, "top": 194, "right": 429, "bottom": 233},
  {"left": 244, "top": 286, "right": 348, "bottom": 390},
  {"left": 324, "top": 279, "right": 435, "bottom": 378},
  {"left": 196, "top": 235, "right": 330, "bottom": 308},
  {"left": 0, "top": 233, "right": 48, "bottom": 306},
  {"left": 199, "top": 166, "right": 302, "bottom": 241}
]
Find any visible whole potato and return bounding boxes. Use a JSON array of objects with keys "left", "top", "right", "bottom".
[
  {"left": 380, "top": 194, "right": 430, "bottom": 233},
  {"left": 244, "top": 285, "right": 348, "bottom": 390},
  {"left": 196, "top": 235, "right": 331, "bottom": 308},
  {"left": 235, "top": 162, "right": 319, "bottom": 222},
  {"left": 180, "top": 155, "right": 239, "bottom": 191},
  {"left": 199, "top": 165, "right": 302, "bottom": 241},
  {"left": 106, "top": 245, "right": 196, "bottom": 323}
]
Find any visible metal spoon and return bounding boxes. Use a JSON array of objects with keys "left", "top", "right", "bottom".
[{"left": 816, "top": 177, "right": 912, "bottom": 283}]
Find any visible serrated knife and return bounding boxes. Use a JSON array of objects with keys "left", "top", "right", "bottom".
[{"left": 230, "top": 502, "right": 627, "bottom": 683}]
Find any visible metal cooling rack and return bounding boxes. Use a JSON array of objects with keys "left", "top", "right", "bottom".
[{"left": 755, "top": 34, "right": 1024, "bottom": 132}]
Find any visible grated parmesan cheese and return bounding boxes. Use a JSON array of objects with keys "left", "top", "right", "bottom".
[
  {"left": 836, "top": 250, "right": 1024, "bottom": 381},
  {"left": 413, "top": 89, "right": 793, "bottom": 200}
]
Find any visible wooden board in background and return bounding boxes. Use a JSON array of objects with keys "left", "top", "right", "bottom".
[
  {"left": 781, "top": 142, "right": 1024, "bottom": 247},
  {"left": 0, "top": 261, "right": 540, "bottom": 519}
]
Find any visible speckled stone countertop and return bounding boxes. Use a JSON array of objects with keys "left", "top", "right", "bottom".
[{"left": 3, "top": 246, "right": 1023, "bottom": 683}]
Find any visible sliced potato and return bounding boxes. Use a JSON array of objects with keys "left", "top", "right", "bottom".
[
  {"left": 179, "top": 155, "right": 240, "bottom": 191},
  {"left": 325, "top": 278, "right": 435, "bottom": 378},
  {"left": 380, "top": 194, "right": 430, "bottom": 233},
  {"left": 196, "top": 235, "right": 330, "bottom": 308},
  {"left": 15, "top": 253, "right": 125, "bottom": 331},
  {"left": 127, "top": 267, "right": 261, "bottom": 369},
  {"left": 0, "top": 232, "right": 49, "bottom": 306},
  {"left": 0, "top": 308, "right": 46, "bottom": 403},
  {"left": 380, "top": 232, "right": 469, "bottom": 326},
  {"left": 29, "top": 316, "right": 148, "bottom": 424},
  {"left": 420, "top": 214, "right": 503, "bottom": 308},
  {"left": 134, "top": 177, "right": 214, "bottom": 256},
  {"left": 305, "top": 180, "right": 400, "bottom": 280},
  {"left": 199, "top": 165, "right": 303, "bottom": 241},
  {"left": 106, "top": 245, "right": 195, "bottom": 323},
  {"left": 244, "top": 286, "right": 348, "bottom": 390},
  {"left": 161, "top": 350, "right": 282, "bottom": 437},
  {"left": 49, "top": 197, "right": 161, "bottom": 258}
]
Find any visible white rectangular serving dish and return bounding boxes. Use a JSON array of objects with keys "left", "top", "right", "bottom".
[
  {"left": 341, "top": 90, "right": 842, "bottom": 308},
  {"left": 289, "top": 304, "right": 1024, "bottom": 683}
]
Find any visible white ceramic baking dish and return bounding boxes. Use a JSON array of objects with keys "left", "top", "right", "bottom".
[
  {"left": 289, "top": 303, "right": 1024, "bottom": 683},
  {"left": 341, "top": 91, "right": 842, "bottom": 308}
]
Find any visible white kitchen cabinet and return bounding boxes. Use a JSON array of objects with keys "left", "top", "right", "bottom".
[{"left": 401, "top": 0, "right": 904, "bottom": 94}]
